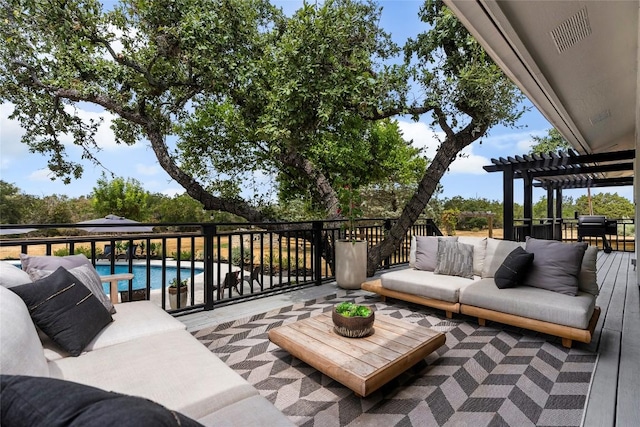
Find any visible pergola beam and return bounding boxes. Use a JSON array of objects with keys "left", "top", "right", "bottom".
[{"left": 485, "top": 150, "right": 635, "bottom": 241}]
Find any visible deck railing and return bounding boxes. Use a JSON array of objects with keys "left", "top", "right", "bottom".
[
  {"left": 6, "top": 216, "right": 629, "bottom": 313},
  {"left": 0, "top": 218, "right": 441, "bottom": 314},
  {"left": 513, "top": 217, "right": 635, "bottom": 252}
]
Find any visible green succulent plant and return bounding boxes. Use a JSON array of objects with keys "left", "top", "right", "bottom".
[{"left": 335, "top": 302, "right": 372, "bottom": 318}]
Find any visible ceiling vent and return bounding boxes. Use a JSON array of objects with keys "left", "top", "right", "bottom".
[
  {"left": 551, "top": 8, "right": 591, "bottom": 54},
  {"left": 589, "top": 109, "right": 611, "bottom": 126}
]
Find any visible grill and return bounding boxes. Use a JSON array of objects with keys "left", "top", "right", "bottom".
[{"left": 577, "top": 215, "right": 616, "bottom": 253}]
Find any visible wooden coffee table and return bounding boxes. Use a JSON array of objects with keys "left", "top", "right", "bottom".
[{"left": 268, "top": 312, "right": 446, "bottom": 397}]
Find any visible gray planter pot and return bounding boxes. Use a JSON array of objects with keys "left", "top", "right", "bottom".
[
  {"left": 335, "top": 240, "right": 367, "bottom": 289},
  {"left": 168, "top": 286, "right": 188, "bottom": 309}
]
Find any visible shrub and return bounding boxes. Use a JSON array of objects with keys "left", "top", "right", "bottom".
[
  {"left": 231, "top": 247, "right": 252, "bottom": 267},
  {"left": 171, "top": 250, "right": 193, "bottom": 261},
  {"left": 72, "top": 246, "right": 94, "bottom": 258}
]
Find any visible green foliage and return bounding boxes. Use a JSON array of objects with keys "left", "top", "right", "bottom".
[
  {"left": 92, "top": 174, "right": 150, "bottom": 221},
  {"left": 532, "top": 195, "right": 577, "bottom": 219},
  {"left": 147, "top": 242, "right": 162, "bottom": 257},
  {"left": 170, "top": 250, "right": 193, "bottom": 261},
  {"left": 574, "top": 193, "right": 634, "bottom": 219},
  {"left": 54, "top": 246, "right": 93, "bottom": 257},
  {"left": 442, "top": 197, "right": 503, "bottom": 230},
  {"left": 335, "top": 302, "right": 372, "bottom": 317},
  {"left": 231, "top": 247, "right": 252, "bottom": 267},
  {"left": 530, "top": 128, "right": 570, "bottom": 154},
  {"left": 440, "top": 208, "right": 460, "bottom": 235},
  {"left": 0, "top": 181, "right": 27, "bottom": 224},
  {"left": 0, "top": 0, "right": 533, "bottom": 274},
  {"left": 168, "top": 278, "right": 188, "bottom": 288},
  {"left": 53, "top": 247, "right": 69, "bottom": 257},
  {"left": 407, "top": 1, "right": 526, "bottom": 130},
  {"left": 72, "top": 246, "right": 95, "bottom": 258},
  {"left": 149, "top": 193, "right": 208, "bottom": 226}
]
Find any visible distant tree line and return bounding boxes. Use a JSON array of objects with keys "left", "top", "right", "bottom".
[{"left": 2, "top": 175, "right": 633, "bottom": 237}]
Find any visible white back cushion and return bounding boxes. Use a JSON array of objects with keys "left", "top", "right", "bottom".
[
  {"left": 458, "top": 237, "right": 488, "bottom": 277},
  {"left": 0, "top": 261, "right": 32, "bottom": 288},
  {"left": 0, "top": 286, "right": 49, "bottom": 376}
]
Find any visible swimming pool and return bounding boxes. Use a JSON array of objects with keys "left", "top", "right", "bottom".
[{"left": 95, "top": 265, "right": 203, "bottom": 293}]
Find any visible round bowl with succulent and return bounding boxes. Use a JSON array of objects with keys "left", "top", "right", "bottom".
[{"left": 332, "top": 301, "right": 375, "bottom": 338}]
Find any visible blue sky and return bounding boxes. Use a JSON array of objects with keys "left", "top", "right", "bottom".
[{"left": 0, "top": 0, "right": 632, "bottom": 205}]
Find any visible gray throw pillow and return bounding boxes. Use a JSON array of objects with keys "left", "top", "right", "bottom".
[
  {"left": 29, "top": 265, "right": 116, "bottom": 314},
  {"left": 481, "top": 238, "right": 525, "bottom": 278},
  {"left": 10, "top": 267, "right": 113, "bottom": 356},
  {"left": 578, "top": 245, "right": 599, "bottom": 296},
  {"left": 20, "top": 253, "right": 93, "bottom": 275},
  {"left": 433, "top": 239, "right": 474, "bottom": 279},
  {"left": 523, "top": 237, "right": 587, "bottom": 296},
  {"left": 415, "top": 236, "right": 458, "bottom": 271}
]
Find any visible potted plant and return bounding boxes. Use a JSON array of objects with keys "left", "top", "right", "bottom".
[
  {"left": 332, "top": 301, "right": 375, "bottom": 338},
  {"left": 335, "top": 185, "right": 367, "bottom": 289},
  {"left": 168, "top": 278, "right": 188, "bottom": 309}
]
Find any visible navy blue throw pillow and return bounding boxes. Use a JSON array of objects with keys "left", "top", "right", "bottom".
[
  {"left": 9, "top": 267, "right": 112, "bottom": 356},
  {"left": 494, "top": 247, "right": 534, "bottom": 289},
  {"left": 0, "top": 375, "right": 204, "bottom": 427}
]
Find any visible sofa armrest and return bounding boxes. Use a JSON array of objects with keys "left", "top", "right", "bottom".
[{"left": 100, "top": 273, "right": 134, "bottom": 304}]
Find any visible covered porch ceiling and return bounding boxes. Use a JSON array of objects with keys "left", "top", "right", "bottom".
[{"left": 444, "top": 0, "right": 638, "bottom": 158}]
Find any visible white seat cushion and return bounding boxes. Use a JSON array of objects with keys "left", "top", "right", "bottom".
[
  {"left": 47, "top": 330, "right": 258, "bottom": 420},
  {"left": 460, "top": 278, "right": 596, "bottom": 329},
  {"left": 197, "top": 395, "right": 295, "bottom": 427},
  {"left": 42, "top": 301, "right": 186, "bottom": 361},
  {"left": 380, "top": 268, "right": 475, "bottom": 303}
]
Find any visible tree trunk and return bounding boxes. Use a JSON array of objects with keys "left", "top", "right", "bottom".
[{"left": 366, "top": 120, "right": 489, "bottom": 276}]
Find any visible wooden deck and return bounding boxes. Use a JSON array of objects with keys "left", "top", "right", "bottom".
[
  {"left": 583, "top": 251, "right": 640, "bottom": 426},
  {"left": 181, "top": 250, "right": 640, "bottom": 425}
]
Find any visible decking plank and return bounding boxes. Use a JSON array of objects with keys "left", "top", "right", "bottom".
[
  {"left": 583, "top": 328, "right": 621, "bottom": 427},
  {"left": 617, "top": 262, "right": 640, "bottom": 426},
  {"left": 584, "top": 251, "right": 639, "bottom": 426}
]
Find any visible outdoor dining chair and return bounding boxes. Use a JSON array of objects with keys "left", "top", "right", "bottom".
[
  {"left": 218, "top": 270, "right": 241, "bottom": 298},
  {"left": 116, "top": 244, "right": 138, "bottom": 261},
  {"left": 97, "top": 244, "right": 114, "bottom": 260},
  {"left": 242, "top": 266, "right": 263, "bottom": 293}
]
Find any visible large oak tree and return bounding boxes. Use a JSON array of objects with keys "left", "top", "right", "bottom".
[{"left": 0, "top": 0, "right": 524, "bottom": 274}]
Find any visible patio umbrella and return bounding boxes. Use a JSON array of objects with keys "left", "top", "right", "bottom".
[
  {"left": 0, "top": 227, "right": 37, "bottom": 236},
  {"left": 78, "top": 214, "right": 154, "bottom": 233}
]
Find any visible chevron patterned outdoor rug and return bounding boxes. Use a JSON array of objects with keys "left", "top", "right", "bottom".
[{"left": 193, "top": 289, "right": 597, "bottom": 426}]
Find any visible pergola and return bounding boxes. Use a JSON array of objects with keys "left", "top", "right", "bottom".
[{"left": 484, "top": 149, "right": 635, "bottom": 241}]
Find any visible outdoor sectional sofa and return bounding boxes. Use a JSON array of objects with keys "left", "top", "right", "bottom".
[
  {"left": 362, "top": 236, "right": 601, "bottom": 348},
  {"left": 0, "top": 257, "right": 293, "bottom": 426}
]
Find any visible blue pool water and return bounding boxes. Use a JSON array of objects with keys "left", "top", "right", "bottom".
[{"left": 95, "top": 265, "right": 203, "bottom": 293}]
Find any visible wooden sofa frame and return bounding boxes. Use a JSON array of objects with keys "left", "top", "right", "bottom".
[{"left": 361, "top": 279, "right": 600, "bottom": 348}]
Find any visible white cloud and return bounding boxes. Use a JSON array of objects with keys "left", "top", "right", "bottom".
[
  {"left": 396, "top": 119, "right": 490, "bottom": 175},
  {"left": 396, "top": 119, "right": 443, "bottom": 159},
  {"left": 448, "top": 145, "right": 491, "bottom": 175},
  {"left": 60, "top": 105, "right": 123, "bottom": 150},
  {"left": 161, "top": 187, "right": 184, "bottom": 197},
  {"left": 27, "top": 169, "right": 53, "bottom": 182},
  {"left": 482, "top": 129, "right": 546, "bottom": 152},
  {"left": 136, "top": 164, "right": 160, "bottom": 176},
  {"left": 0, "top": 103, "right": 29, "bottom": 170}
]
